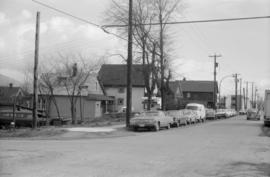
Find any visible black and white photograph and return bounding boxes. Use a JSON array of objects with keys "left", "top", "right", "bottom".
[{"left": 0, "top": 0, "right": 270, "bottom": 176}]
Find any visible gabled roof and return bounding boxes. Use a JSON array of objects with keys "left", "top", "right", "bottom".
[
  {"left": 179, "top": 80, "right": 218, "bottom": 93},
  {"left": 0, "top": 86, "right": 23, "bottom": 105},
  {"left": 38, "top": 73, "right": 104, "bottom": 96},
  {"left": 168, "top": 81, "right": 183, "bottom": 96},
  {"left": 98, "top": 64, "right": 145, "bottom": 87}
]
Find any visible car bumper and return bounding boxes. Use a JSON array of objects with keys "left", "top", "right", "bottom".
[
  {"left": 130, "top": 123, "right": 155, "bottom": 129},
  {"left": 264, "top": 117, "right": 270, "bottom": 125},
  {"left": 216, "top": 114, "right": 225, "bottom": 118}
]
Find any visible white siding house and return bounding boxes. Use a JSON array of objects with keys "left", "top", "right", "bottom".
[{"left": 98, "top": 64, "right": 146, "bottom": 113}]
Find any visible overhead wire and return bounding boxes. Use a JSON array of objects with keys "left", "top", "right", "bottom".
[
  {"left": 3, "top": 0, "right": 268, "bottom": 66},
  {"left": 104, "top": 15, "right": 270, "bottom": 28}
]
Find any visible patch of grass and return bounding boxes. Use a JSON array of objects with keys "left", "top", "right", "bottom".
[{"left": 0, "top": 127, "right": 67, "bottom": 138}]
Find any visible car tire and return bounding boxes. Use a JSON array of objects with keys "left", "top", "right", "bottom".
[{"left": 154, "top": 122, "right": 160, "bottom": 131}]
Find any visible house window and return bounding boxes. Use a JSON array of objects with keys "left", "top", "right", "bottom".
[
  {"left": 117, "top": 98, "right": 124, "bottom": 105},
  {"left": 118, "top": 87, "right": 125, "bottom": 93}
]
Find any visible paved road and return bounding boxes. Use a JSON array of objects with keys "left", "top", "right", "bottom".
[{"left": 1, "top": 116, "right": 270, "bottom": 177}]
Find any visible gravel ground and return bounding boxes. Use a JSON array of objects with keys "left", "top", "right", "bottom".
[{"left": 0, "top": 116, "right": 270, "bottom": 177}]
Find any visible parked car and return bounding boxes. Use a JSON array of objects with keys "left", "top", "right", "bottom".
[
  {"left": 166, "top": 110, "right": 188, "bottom": 127},
  {"left": 130, "top": 111, "right": 174, "bottom": 131},
  {"left": 182, "top": 109, "right": 197, "bottom": 124},
  {"left": 225, "top": 109, "right": 232, "bottom": 118},
  {"left": 186, "top": 103, "right": 206, "bottom": 122},
  {"left": 239, "top": 110, "right": 247, "bottom": 115},
  {"left": 246, "top": 109, "right": 260, "bottom": 121},
  {"left": 0, "top": 110, "right": 47, "bottom": 128},
  {"left": 229, "top": 109, "right": 237, "bottom": 117},
  {"left": 205, "top": 108, "right": 216, "bottom": 120},
  {"left": 264, "top": 90, "right": 270, "bottom": 126},
  {"left": 216, "top": 109, "right": 226, "bottom": 119}
]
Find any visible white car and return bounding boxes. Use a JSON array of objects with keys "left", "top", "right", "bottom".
[{"left": 186, "top": 103, "right": 206, "bottom": 122}]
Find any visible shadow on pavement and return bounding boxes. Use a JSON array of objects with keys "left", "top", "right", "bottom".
[
  {"left": 260, "top": 125, "right": 270, "bottom": 137},
  {"left": 231, "top": 162, "right": 270, "bottom": 177},
  {"left": 212, "top": 162, "right": 270, "bottom": 177}
]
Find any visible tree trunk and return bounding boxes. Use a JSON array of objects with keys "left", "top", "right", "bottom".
[
  {"left": 71, "top": 99, "right": 77, "bottom": 125},
  {"left": 142, "top": 38, "right": 146, "bottom": 65},
  {"left": 53, "top": 97, "right": 61, "bottom": 118},
  {"left": 147, "top": 93, "right": 151, "bottom": 110}
]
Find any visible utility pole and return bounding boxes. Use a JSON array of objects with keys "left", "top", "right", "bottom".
[
  {"left": 160, "top": 13, "right": 165, "bottom": 111},
  {"left": 233, "top": 74, "right": 240, "bottom": 111},
  {"left": 245, "top": 81, "right": 249, "bottom": 109},
  {"left": 239, "top": 78, "right": 242, "bottom": 110},
  {"left": 32, "top": 11, "right": 40, "bottom": 129},
  {"left": 209, "top": 54, "right": 221, "bottom": 110},
  {"left": 243, "top": 88, "right": 246, "bottom": 109},
  {"left": 254, "top": 87, "right": 257, "bottom": 108},
  {"left": 251, "top": 82, "right": 254, "bottom": 108},
  {"left": 126, "top": 0, "right": 133, "bottom": 128}
]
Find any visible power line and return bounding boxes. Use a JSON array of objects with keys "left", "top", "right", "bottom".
[
  {"left": 103, "top": 15, "right": 270, "bottom": 28},
  {"left": 32, "top": 0, "right": 100, "bottom": 27},
  {"left": 32, "top": 0, "right": 130, "bottom": 43}
]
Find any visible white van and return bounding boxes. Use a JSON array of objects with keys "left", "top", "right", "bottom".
[{"left": 186, "top": 103, "right": 206, "bottom": 122}]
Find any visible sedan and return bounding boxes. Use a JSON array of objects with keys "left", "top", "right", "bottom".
[
  {"left": 206, "top": 108, "right": 216, "bottom": 120},
  {"left": 166, "top": 110, "right": 188, "bottom": 127},
  {"left": 182, "top": 110, "right": 197, "bottom": 124},
  {"left": 130, "top": 111, "right": 174, "bottom": 131},
  {"left": 247, "top": 109, "right": 260, "bottom": 121},
  {"left": 216, "top": 109, "right": 226, "bottom": 119}
]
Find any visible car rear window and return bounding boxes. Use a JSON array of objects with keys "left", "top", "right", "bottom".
[
  {"left": 186, "top": 106, "right": 199, "bottom": 110},
  {"left": 141, "top": 112, "right": 159, "bottom": 117}
]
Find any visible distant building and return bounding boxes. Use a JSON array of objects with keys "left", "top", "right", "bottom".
[
  {"left": 0, "top": 84, "right": 26, "bottom": 111},
  {"left": 36, "top": 74, "right": 113, "bottom": 121},
  {"left": 98, "top": 64, "right": 147, "bottom": 112},
  {"left": 224, "top": 94, "right": 250, "bottom": 110},
  {"left": 179, "top": 80, "right": 218, "bottom": 109}
]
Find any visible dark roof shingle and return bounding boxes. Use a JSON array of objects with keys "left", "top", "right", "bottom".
[
  {"left": 179, "top": 80, "right": 218, "bottom": 93},
  {"left": 0, "top": 86, "right": 22, "bottom": 105},
  {"left": 168, "top": 81, "right": 183, "bottom": 96},
  {"left": 98, "top": 64, "right": 145, "bottom": 87}
]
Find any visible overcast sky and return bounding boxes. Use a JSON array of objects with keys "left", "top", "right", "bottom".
[{"left": 0, "top": 0, "right": 269, "bottom": 97}]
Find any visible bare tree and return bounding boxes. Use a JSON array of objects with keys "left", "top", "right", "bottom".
[
  {"left": 39, "top": 72, "right": 61, "bottom": 121},
  {"left": 56, "top": 54, "right": 101, "bottom": 124},
  {"left": 104, "top": 0, "right": 184, "bottom": 110}
]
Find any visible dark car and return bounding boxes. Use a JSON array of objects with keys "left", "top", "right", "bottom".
[
  {"left": 246, "top": 109, "right": 260, "bottom": 121},
  {"left": 205, "top": 108, "right": 216, "bottom": 120}
]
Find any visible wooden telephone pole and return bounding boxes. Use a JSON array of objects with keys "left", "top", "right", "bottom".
[
  {"left": 239, "top": 78, "right": 242, "bottom": 110},
  {"left": 233, "top": 74, "right": 240, "bottom": 111},
  {"left": 126, "top": 0, "right": 133, "bottom": 128},
  {"left": 209, "top": 54, "right": 221, "bottom": 110},
  {"left": 251, "top": 82, "right": 254, "bottom": 108},
  {"left": 32, "top": 12, "right": 40, "bottom": 129}
]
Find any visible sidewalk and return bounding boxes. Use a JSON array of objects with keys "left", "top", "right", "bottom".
[{"left": 66, "top": 124, "right": 125, "bottom": 133}]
